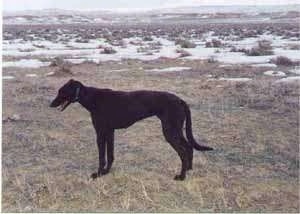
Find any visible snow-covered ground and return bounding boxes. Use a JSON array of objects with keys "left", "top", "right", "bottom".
[
  {"left": 264, "top": 70, "right": 286, "bottom": 77},
  {"left": 275, "top": 76, "right": 300, "bottom": 83},
  {"left": 2, "top": 59, "right": 51, "bottom": 68},
  {"left": 146, "top": 67, "right": 191, "bottom": 72},
  {"left": 2, "top": 76, "right": 15, "bottom": 80},
  {"left": 2, "top": 33, "right": 300, "bottom": 68}
]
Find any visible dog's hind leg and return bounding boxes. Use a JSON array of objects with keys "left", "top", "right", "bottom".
[
  {"left": 177, "top": 117, "right": 193, "bottom": 171},
  {"left": 161, "top": 120, "right": 188, "bottom": 181},
  {"left": 183, "top": 136, "right": 193, "bottom": 170}
]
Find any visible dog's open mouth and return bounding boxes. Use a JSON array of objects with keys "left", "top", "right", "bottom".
[{"left": 58, "top": 100, "right": 71, "bottom": 111}]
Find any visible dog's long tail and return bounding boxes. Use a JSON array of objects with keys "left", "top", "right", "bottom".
[{"left": 183, "top": 101, "right": 213, "bottom": 151}]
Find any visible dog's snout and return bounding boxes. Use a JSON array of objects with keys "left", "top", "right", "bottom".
[
  {"left": 50, "top": 97, "right": 60, "bottom": 107},
  {"left": 50, "top": 101, "right": 55, "bottom": 107}
]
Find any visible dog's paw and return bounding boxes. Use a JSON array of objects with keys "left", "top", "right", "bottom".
[
  {"left": 101, "top": 169, "right": 109, "bottom": 175},
  {"left": 90, "top": 172, "right": 99, "bottom": 180},
  {"left": 174, "top": 174, "right": 186, "bottom": 181}
]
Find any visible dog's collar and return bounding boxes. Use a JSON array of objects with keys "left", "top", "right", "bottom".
[{"left": 73, "top": 86, "right": 80, "bottom": 102}]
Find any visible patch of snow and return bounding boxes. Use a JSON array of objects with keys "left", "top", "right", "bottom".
[
  {"left": 276, "top": 76, "right": 300, "bottom": 83},
  {"left": 147, "top": 67, "right": 191, "bottom": 72},
  {"left": 26, "top": 74, "right": 38, "bottom": 77},
  {"left": 67, "top": 39, "right": 106, "bottom": 49},
  {"left": 3, "top": 35, "right": 300, "bottom": 65},
  {"left": 65, "top": 58, "right": 88, "bottom": 64},
  {"left": 45, "top": 72, "right": 55, "bottom": 76},
  {"left": 252, "top": 63, "right": 277, "bottom": 68},
  {"left": 218, "top": 64, "right": 233, "bottom": 68},
  {"left": 289, "top": 67, "right": 300, "bottom": 75},
  {"left": 184, "top": 47, "right": 217, "bottom": 60},
  {"left": 2, "top": 40, "right": 36, "bottom": 51},
  {"left": 273, "top": 48, "right": 300, "bottom": 61},
  {"left": 217, "top": 52, "right": 271, "bottom": 64},
  {"left": 109, "top": 69, "right": 129, "bottom": 72},
  {"left": 264, "top": 70, "right": 286, "bottom": 77},
  {"left": 94, "top": 18, "right": 108, "bottom": 23},
  {"left": 200, "top": 15, "right": 209, "bottom": 18},
  {"left": 3, "top": 59, "right": 50, "bottom": 68},
  {"left": 33, "top": 40, "right": 67, "bottom": 50},
  {"left": 2, "top": 76, "right": 15, "bottom": 80},
  {"left": 218, "top": 77, "right": 252, "bottom": 82}
]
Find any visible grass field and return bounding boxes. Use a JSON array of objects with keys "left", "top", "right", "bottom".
[{"left": 2, "top": 59, "right": 299, "bottom": 212}]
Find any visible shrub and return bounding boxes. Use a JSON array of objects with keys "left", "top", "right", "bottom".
[
  {"left": 59, "top": 63, "right": 72, "bottom": 73},
  {"left": 75, "top": 38, "right": 89, "bottom": 43},
  {"left": 100, "top": 47, "right": 117, "bottom": 54},
  {"left": 288, "top": 44, "right": 300, "bottom": 50},
  {"left": 18, "top": 48, "right": 35, "bottom": 52},
  {"left": 109, "top": 39, "right": 126, "bottom": 47},
  {"left": 143, "top": 36, "right": 153, "bottom": 41},
  {"left": 212, "top": 39, "right": 222, "bottom": 47},
  {"left": 205, "top": 41, "right": 212, "bottom": 48},
  {"left": 230, "top": 46, "right": 247, "bottom": 53},
  {"left": 245, "top": 40, "right": 274, "bottom": 56},
  {"left": 50, "top": 57, "right": 72, "bottom": 74},
  {"left": 97, "top": 44, "right": 106, "bottom": 49},
  {"left": 50, "top": 56, "right": 64, "bottom": 67},
  {"left": 33, "top": 44, "right": 46, "bottom": 48},
  {"left": 176, "top": 49, "right": 191, "bottom": 57},
  {"left": 207, "top": 56, "right": 218, "bottom": 63},
  {"left": 137, "top": 46, "right": 150, "bottom": 53},
  {"left": 129, "top": 40, "right": 143, "bottom": 46},
  {"left": 270, "top": 56, "right": 294, "bottom": 66},
  {"left": 148, "top": 41, "right": 162, "bottom": 50},
  {"left": 205, "top": 39, "right": 222, "bottom": 48},
  {"left": 175, "top": 39, "right": 196, "bottom": 48}
]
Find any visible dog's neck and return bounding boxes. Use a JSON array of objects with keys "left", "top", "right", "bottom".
[
  {"left": 73, "top": 87, "right": 80, "bottom": 102},
  {"left": 77, "top": 86, "right": 97, "bottom": 112}
]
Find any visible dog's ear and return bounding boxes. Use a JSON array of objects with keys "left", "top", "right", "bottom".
[{"left": 66, "top": 79, "right": 76, "bottom": 85}]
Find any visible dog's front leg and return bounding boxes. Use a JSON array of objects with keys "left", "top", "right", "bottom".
[
  {"left": 91, "top": 131, "right": 107, "bottom": 179},
  {"left": 105, "top": 130, "right": 115, "bottom": 173}
]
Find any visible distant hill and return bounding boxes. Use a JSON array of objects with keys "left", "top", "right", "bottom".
[
  {"left": 4, "top": 4, "right": 300, "bottom": 16},
  {"left": 151, "top": 4, "right": 300, "bottom": 15}
]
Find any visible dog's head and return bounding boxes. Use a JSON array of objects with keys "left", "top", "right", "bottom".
[{"left": 50, "top": 79, "right": 82, "bottom": 111}]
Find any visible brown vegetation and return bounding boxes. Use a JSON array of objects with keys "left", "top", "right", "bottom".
[{"left": 2, "top": 59, "right": 299, "bottom": 212}]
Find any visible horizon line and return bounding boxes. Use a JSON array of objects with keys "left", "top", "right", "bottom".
[{"left": 3, "top": 3, "right": 300, "bottom": 13}]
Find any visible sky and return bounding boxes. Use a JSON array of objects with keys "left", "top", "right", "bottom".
[{"left": 3, "top": 0, "right": 300, "bottom": 11}]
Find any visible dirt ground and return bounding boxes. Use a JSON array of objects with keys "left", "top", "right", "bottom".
[{"left": 2, "top": 59, "right": 299, "bottom": 212}]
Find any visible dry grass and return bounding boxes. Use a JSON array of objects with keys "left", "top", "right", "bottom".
[{"left": 2, "top": 60, "right": 299, "bottom": 212}]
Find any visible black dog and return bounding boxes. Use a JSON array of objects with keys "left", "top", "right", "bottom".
[{"left": 50, "top": 79, "right": 213, "bottom": 180}]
